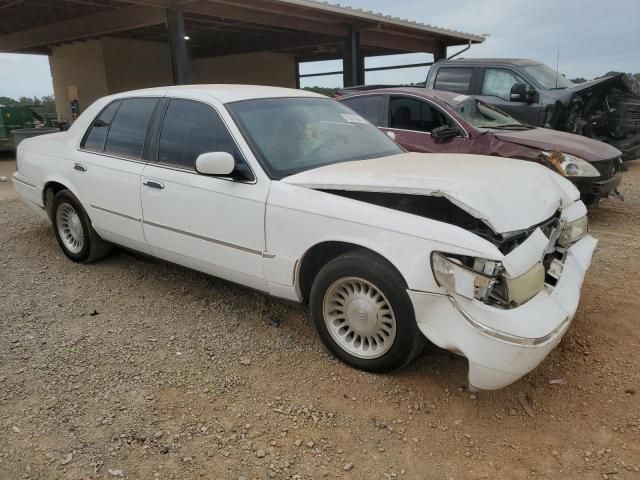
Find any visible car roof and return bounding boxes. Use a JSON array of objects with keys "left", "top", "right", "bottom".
[
  {"left": 341, "top": 87, "right": 471, "bottom": 106},
  {"left": 434, "top": 58, "right": 542, "bottom": 66},
  {"left": 107, "top": 84, "right": 325, "bottom": 104}
]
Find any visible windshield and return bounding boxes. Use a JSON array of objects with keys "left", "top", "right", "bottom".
[
  {"left": 523, "top": 64, "right": 574, "bottom": 89},
  {"left": 454, "top": 99, "right": 532, "bottom": 130},
  {"left": 227, "top": 97, "right": 402, "bottom": 179}
]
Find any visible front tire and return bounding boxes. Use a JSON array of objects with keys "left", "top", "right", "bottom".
[
  {"left": 309, "top": 250, "right": 424, "bottom": 373},
  {"left": 51, "top": 190, "right": 111, "bottom": 263}
]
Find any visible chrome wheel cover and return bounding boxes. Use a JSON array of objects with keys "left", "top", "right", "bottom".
[
  {"left": 56, "top": 202, "right": 84, "bottom": 254},
  {"left": 322, "top": 276, "right": 397, "bottom": 359}
]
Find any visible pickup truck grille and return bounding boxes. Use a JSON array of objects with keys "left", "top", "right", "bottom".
[{"left": 619, "top": 99, "right": 640, "bottom": 129}]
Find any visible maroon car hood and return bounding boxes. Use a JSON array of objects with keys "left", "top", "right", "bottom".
[{"left": 494, "top": 127, "right": 621, "bottom": 162}]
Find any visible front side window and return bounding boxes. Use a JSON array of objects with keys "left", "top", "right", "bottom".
[
  {"left": 388, "top": 96, "right": 448, "bottom": 132},
  {"left": 82, "top": 100, "right": 121, "bottom": 151},
  {"left": 227, "top": 97, "right": 402, "bottom": 179},
  {"left": 340, "top": 95, "right": 385, "bottom": 125},
  {"left": 433, "top": 67, "right": 473, "bottom": 94},
  {"left": 482, "top": 69, "right": 531, "bottom": 101},
  {"left": 157, "top": 99, "right": 244, "bottom": 174},
  {"left": 104, "top": 98, "right": 158, "bottom": 158}
]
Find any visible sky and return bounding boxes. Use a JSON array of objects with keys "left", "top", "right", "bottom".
[{"left": 0, "top": 0, "right": 638, "bottom": 98}]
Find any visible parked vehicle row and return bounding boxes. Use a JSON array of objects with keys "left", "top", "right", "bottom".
[
  {"left": 424, "top": 58, "right": 640, "bottom": 161},
  {"left": 337, "top": 87, "right": 625, "bottom": 208},
  {"left": 13, "top": 85, "right": 597, "bottom": 390}
]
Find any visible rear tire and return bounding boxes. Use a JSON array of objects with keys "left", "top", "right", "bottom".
[
  {"left": 51, "top": 190, "right": 111, "bottom": 263},
  {"left": 309, "top": 249, "right": 425, "bottom": 373}
]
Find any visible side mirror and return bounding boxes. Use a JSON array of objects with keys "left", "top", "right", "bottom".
[
  {"left": 431, "top": 125, "right": 459, "bottom": 141},
  {"left": 385, "top": 130, "right": 397, "bottom": 142},
  {"left": 510, "top": 83, "right": 527, "bottom": 102},
  {"left": 195, "top": 151, "right": 235, "bottom": 176}
]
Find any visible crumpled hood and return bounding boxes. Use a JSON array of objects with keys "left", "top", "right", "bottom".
[
  {"left": 494, "top": 127, "right": 622, "bottom": 161},
  {"left": 282, "top": 152, "right": 579, "bottom": 234},
  {"left": 567, "top": 74, "right": 639, "bottom": 96}
]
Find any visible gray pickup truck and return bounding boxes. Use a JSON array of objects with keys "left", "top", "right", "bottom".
[{"left": 425, "top": 58, "right": 640, "bottom": 160}]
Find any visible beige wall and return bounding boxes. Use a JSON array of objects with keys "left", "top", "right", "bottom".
[
  {"left": 193, "top": 52, "right": 297, "bottom": 88},
  {"left": 102, "top": 37, "right": 173, "bottom": 94},
  {"left": 49, "top": 38, "right": 297, "bottom": 121},
  {"left": 49, "top": 40, "right": 109, "bottom": 122}
]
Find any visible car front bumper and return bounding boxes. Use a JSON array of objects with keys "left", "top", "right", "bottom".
[
  {"left": 576, "top": 173, "right": 622, "bottom": 199},
  {"left": 408, "top": 234, "right": 597, "bottom": 390}
]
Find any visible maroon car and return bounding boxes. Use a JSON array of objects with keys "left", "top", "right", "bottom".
[{"left": 338, "top": 87, "right": 624, "bottom": 207}]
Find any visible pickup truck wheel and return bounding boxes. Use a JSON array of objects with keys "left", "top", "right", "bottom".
[
  {"left": 309, "top": 250, "right": 425, "bottom": 373},
  {"left": 51, "top": 190, "right": 111, "bottom": 263}
]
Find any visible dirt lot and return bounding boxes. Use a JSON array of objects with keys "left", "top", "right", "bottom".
[{"left": 1, "top": 153, "right": 639, "bottom": 480}]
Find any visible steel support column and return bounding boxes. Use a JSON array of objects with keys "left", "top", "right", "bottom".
[
  {"left": 342, "top": 29, "right": 364, "bottom": 87},
  {"left": 433, "top": 41, "right": 447, "bottom": 62},
  {"left": 166, "top": 4, "right": 190, "bottom": 85}
]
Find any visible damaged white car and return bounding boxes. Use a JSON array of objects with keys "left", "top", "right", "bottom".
[{"left": 13, "top": 85, "right": 597, "bottom": 390}]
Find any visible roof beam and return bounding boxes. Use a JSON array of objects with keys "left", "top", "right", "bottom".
[
  {"left": 184, "top": 0, "right": 349, "bottom": 37},
  {"left": 360, "top": 29, "right": 436, "bottom": 53},
  {"left": 0, "top": 4, "right": 166, "bottom": 52}
]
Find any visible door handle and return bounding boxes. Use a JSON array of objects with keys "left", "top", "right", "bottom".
[
  {"left": 73, "top": 163, "right": 87, "bottom": 172},
  {"left": 143, "top": 180, "right": 165, "bottom": 190}
]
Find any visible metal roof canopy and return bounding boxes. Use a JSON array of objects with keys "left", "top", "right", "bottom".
[{"left": 0, "top": 0, "right": 485, "bottom": 86}]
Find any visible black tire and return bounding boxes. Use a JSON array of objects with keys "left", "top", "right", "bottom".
[
  {"left": 51, "top": 190, "right": 111, "bottom": 263},
  {"left": 309, "top": 249, "right": 425, "bottom": 373}
]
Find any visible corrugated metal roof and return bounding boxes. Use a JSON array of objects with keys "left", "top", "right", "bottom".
[{"left": 272, "top": 0, "right": 486, "bottom": 43}]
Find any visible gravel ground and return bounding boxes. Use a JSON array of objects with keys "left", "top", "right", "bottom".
[{"left": 1, "top": 154, "right": 639, "bottom": 480}]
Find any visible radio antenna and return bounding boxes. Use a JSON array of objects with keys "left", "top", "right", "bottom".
[{"left": 555, "top": 50, "right": 560, "bottom": 89}]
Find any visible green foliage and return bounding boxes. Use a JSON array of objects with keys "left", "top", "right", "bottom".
[{"left": 0, "top": 94, "right": 56, "bottom": 116}]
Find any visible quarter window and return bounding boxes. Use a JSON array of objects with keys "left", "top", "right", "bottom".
[
  {"left": 388, "top": 97, "right": 448, "bottom": 132},
  {"left": 158, "top": 99, "right": 247, "bottom": 176},
  {"left": 104, "top": 98, "right": 158, "bottom": 158},
  {"left": 340, "top": 95, "right": 385, "bottom": 125},
  {"left": 82, "top": 100, "right": 121, "bottom": 152},
  {"left": 433, "top": 67, "right": 473, "bottom": 94},
  {"left": 482, "top": 69, "right": 531, "bottom": 101}
]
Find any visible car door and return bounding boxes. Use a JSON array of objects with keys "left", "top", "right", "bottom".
[
  {"left": 140, "top": 96, "right": 269, "bottom": 292},
  {"left": 381, "top": 95, "right": 465, "bottom": 153},
  {"left": 476, "top": 68, "right": 542, "bottom": 125},
  {"left": 71, "top": 96, "right": 159, "bottom": 254}
]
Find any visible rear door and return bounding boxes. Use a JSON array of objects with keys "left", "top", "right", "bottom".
[
  {"left": 381, "top": 95, "right": 465, "bottom": 153},
  {"left": 72, "top": 96, "right": 159, "bottom": 253},
  {"left": 140, "top": 96, "right": 269, "bottom": 291}
]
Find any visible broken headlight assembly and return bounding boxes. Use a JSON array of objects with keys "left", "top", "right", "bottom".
[
  {"left": 542, "top": 151, "right": 601, "bottom": 178},
  {"left": 431, "top": 252, "right": 546, "bottom": 308},
  {"left": 431, "top": 252, "right": 501, "bottom": 302},
  {"left": 558, "top": 215, "right": 589, "bottom": 247}
]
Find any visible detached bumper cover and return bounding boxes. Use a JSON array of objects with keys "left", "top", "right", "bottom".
[{"left": 409, "top": 234, "right": 598, "bottom": 390}]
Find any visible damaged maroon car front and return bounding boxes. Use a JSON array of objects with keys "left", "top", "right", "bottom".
[{"left": 338, "top": 87, "right": 624, "bottom": 208}]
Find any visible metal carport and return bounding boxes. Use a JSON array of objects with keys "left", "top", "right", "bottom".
[{"left": 0, "top": 0, "right": 483, "bottom": 119}]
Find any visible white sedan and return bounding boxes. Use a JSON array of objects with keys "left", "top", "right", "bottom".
[{"left": 13, "top": 85, "right": 597, "bottom": 390}]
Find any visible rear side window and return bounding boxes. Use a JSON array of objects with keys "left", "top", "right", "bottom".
[
  {"left": 158, "top": 99, "right": 241, "bottom": 170},
  {"left": 103, "top": 98, "right": 158, "bottom": 158},
  {"left": 82, "top": 100, "right": 121, "bottom": 151},
  {"left": 340, "top": 95, "right": 385, "bottom": 125},
  {"left": 434, "top": 67, "right": 473, "bottom": 94}
]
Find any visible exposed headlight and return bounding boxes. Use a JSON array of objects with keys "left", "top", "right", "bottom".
[
  {"left": 557, "top": 153, "right": 600, "bottom": 178},
  {"left": 431, "top": 252, "right": 500, "bottom": 301},
  {"left": 558, "top": 215, "right": 588, "bottom": 247}
]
